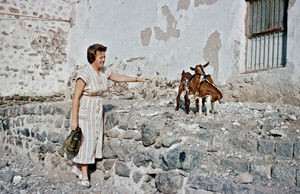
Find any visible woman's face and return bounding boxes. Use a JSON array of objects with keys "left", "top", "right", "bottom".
[{"left": 93, "top": 51, "right": 106, "bottom": 69}]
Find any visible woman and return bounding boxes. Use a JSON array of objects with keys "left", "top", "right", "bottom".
[{"left": 70, "top": 44, "right": 152, "bottom": 187}]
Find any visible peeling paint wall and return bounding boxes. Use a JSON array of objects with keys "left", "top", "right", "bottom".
[
  {"left": 68, "top": 0, "right": 300, "bottom": 105},
  {"left": 68, "top": 0, "right": 244, "bottom": 83},
  {"left": 1, "top": 0, "right": 300, "bottom": 105}
]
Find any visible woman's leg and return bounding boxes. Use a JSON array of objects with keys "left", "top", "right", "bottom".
[{"left": 81, "top": 164, "right": 88, "bottom": 179}]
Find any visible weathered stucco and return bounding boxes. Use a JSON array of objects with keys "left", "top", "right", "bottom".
[
  {"left": 154, "top": 5, "right": 181, "bottom": 41},
  {"left": 140, "top": 27, "right": 152, "bottom": 46},
  {"left": 0, "top": 0, "right": 75, "bottom": 96},
  {"left": 0, "top": 0, "right": 300, "bottom": 105},
  {"left": 177, "top": 0, "right": 190, "bottom": 11},
  {"left": 203, "top": 31, "right": 221, "bottom": 81},
  {"left": 194, "top": 0, "right": 218, "bottom": 7}
]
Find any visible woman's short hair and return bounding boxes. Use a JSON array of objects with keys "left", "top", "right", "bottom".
[{"left": 87, "top": 44, "right": 107, "bottom": 64}]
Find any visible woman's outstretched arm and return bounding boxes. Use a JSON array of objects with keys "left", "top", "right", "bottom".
[{"left": 108, "top": 72, "right": 152, "bottom": 82}]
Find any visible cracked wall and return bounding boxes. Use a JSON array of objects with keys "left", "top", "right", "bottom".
[
  {"left": 0, "top": 0, "right": 76, "bottom": 98},
  {"left": 1, "top": 0, "right": 300, "bottom": 105}
]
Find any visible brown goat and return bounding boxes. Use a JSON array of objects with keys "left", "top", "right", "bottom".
[
  {"left": 176, "top": 62, "right": 209, "bottom": 114},
  {"left": 194, "top": 80, "right": 222, "bottom": 116},
  {"left": 175, "top": 70, "right": 192, "bottom": 113}
]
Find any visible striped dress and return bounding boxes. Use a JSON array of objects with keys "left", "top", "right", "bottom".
[{"left": 72, "top": 64, "right": 111, "bottom": 164}]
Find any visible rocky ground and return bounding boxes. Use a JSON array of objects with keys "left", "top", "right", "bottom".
[{"left": 0, "top": 96, "right": 300, "bottom": 193}]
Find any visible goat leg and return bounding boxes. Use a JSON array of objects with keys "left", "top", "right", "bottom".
[
  {"left": 198, "top": 97, "right": 203, "bottom": 115},
  {"left": 175, "top": 85, "right": 183, "bottom": 111},
  {"left": 206, "top": 95, "right": 212, "bottom": 116},
  {"left": 195, "top": 98, "right": 199, "bottom": 113},
  {"left": 185, "top": 93, "right": 190, "bottom": 114}
]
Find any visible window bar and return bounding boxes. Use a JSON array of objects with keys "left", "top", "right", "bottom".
[
  {"left": 250, "top": 38, "right": 253, "bottom": 70},
  {"left": 277, "top": 0, "right": 280, "bottom": 66},
  {"left": 267, "top": 33, "right": 270, "bottom": 68},
  {"left": 255, "top": 0, "right": 258, "bottom": 33},
  {"left": 273, "top": 0, "right": 276, "bottom": 29},
  {"left": 272, "top": 33, "right": 275, "bottom": 68},
  {"left": 263, "top": 1, "right": 266, "bottom": 68},
  {"left": 277, "top": 32, "right": 280, "bottom": 67},
  {"left": 250, "top": 2, "right": 253, "bottom": 34},
  {"left": 254, "top": 37, "right": 257, "bottom": 70},
  {"left": 269, "top": 0, "right": 273, "bottom": 30},
  {"left": 260, "top": 0, "right": 263, "bottom": 31},
  {"left": 263, "top": 34, "right": 266, "bottom": 69},
  {"left": 278, "top": 0, "right": 281, "bottom": 28},
  {"left": 259, "top": 0, "right": 263, "bottom": 69}
]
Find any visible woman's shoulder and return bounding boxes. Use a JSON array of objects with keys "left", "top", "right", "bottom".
[
  {"left": 78, "top": 64, "right": 90, "bottom": 72},
  {"left": 77, "top": 64, "right": 92, "bottom": 76}
]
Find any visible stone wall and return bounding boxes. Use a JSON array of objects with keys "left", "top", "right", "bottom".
[
  {"left": 1, "top": 99, "right": 299, "bottom": 193},
  {"left": 0, "top": 0, "right": 76, "bottom": 97}
]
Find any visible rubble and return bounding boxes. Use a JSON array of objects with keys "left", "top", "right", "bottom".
[{"left": 0, "top": 98, "right": 300, "bottom": 193}]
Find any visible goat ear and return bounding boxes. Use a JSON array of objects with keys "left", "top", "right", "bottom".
[
  {"left": 190, "top": 67, "right": 195, "bottom": 71},
  {"left": 203, "top": 62, "right": 209, "bottom": 68}
]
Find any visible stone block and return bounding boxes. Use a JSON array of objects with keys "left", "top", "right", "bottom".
[
  {"left": 64, "top": 119, "right": 70, "bottom": 129},
  {"left": 104, "top": 110, "right": 119, "bottom": 131},
  {"left": 242, "top": 139, "right": 257, "bottom": 152},
  {"left": 36, "top": 131, "right": 47, "bottom": 142},
  {"left": 221, "top": 159, "right": 249, "bottom": 172},
  {"left": 133, "top": 171, "right": 143, "bottom": 183},
  {"left": 155, "top": 172, "right": 183, "bottom": 193},
  {"left": 133, "top": 151, "right": 160, "bottom": 169},
  {"left": 127, "top": 116, "right": 137, "bottom": 130},
  {"left": 162, "top": 136, "right": 182, "bottom": 148},
  {"left": 141, "top": 122, "right": 160, "bottom": 147},
  {"left": 297, "top": 169, "right": 300, "bottom": 187},
  {"left": 232, "top": 138, "right": 257, "bottom": 152},
  {"left": 1, "top": 119, "right": 10, "bottom": 131},
  {"left": 115, "top": 161, "right": 130, "bottom": 177},
  {"left": 187, "top": 175, "right": 223, "bottom": 192},
  {"left": 185, "top": 187, "right": 214, "bottom": 194},
  {"left": 162, "top": 147, "right": 204, "bottom": 171},
  {"left": 257, "top": 140, "right": 275, "bottom": 154},
  {"left": 294, "top": 142, "right": 300, "bottom": 159},
  {"left": 106, "top": 129, "right": 120, "bottom": 138},
  {"left": 55, "top": 117, "right": 64, "bottom": 128},
  {"left": 50, "top": 106, "right": 65, "bottom": 115},
  {"left": 21, "top": 128, "right": 30, "bottom": 137},
  {"left": 271, "top": 166, "right": 295, "bottom": 187},
  {"left": 250, "top": 163, "right": 271, "bottom": 179},
  {"left": 2, "top": 170, "right": 17, "bottom": 184},
  {"left": 122, "top": 131, "right": 137, "bottom": 140},
  {"left": 275, "top": 142, "right": 293, "bottom": 157},
  {"left": 103, "top": 159, "right": 115, "bottom": 171},
  {"left": 102, "top": 139, "right": 129, "bottom": 161},
  {"left": 222, "top": 183, "right": 261, "bottom": 194},
  {"left": 48, "top": 132, "right": 63, "bottom": 144}
]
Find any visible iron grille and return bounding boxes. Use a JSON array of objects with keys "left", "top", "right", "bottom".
[{"left": 246, "top": 0, "right": 288, "bottom": 71}]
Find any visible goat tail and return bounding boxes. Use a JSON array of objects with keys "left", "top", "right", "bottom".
[{"left": 218, "top": 92, "right": 223, "bottom": 103}]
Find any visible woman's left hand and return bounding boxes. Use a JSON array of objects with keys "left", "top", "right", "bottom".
[{"left": 138, "top": 78, "right": 152, "bottom": 83}]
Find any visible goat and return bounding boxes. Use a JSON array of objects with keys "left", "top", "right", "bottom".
[
  {"left": 194, "top": 79, "right": 222, "bottom": 116},
  {"left": 189, "top": 64, "right": 222, "bottom": 116},
  {"left": 176, "top": 62, "right": 209, "bottom": 114},
  {"left": 175, "top": 70, "right": 192, "bottom": 113}
]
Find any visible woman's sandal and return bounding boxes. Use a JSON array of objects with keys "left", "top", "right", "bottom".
[
  {"left": 78, "top": 177, "right": 90, "bottom": 187},
  {"left": 71, "top": 165, "right": 82, "bottom": 180}
]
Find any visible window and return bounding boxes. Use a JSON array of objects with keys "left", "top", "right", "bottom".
[{"left": 245, "top": 0, "right": 288, "bottom": 72}]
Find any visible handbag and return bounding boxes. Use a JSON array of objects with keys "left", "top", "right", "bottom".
[{"left": 62, "top": 127, "right": 82, "bottom": 156}]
